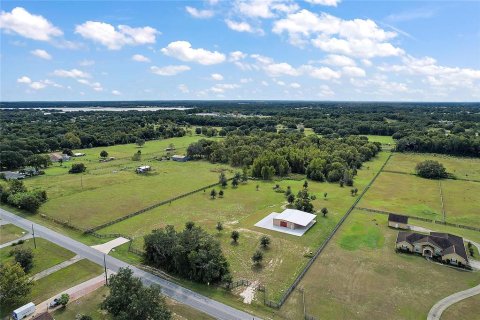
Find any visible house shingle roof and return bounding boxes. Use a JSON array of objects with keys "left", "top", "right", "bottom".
[
  {"left": 388, "top": 213, "right": 409, "bottom": 224},
  {"left": 396, "top": 231, "right": 468, "bottom": 261}
]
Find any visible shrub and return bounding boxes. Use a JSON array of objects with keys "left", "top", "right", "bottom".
[{"left": 69, "top": 163, "right": 86, "bottom": 174}]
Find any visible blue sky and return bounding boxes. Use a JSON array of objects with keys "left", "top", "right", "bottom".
[{"left": 1, "top": 0, "right": 479, "bottom": 101}]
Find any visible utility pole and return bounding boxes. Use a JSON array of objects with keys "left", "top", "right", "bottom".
[
  {"left": 103, "top": 254, "right": 108, "bottom": 286},
  {"left": 31, "top": 224, "right": 37, "bottom": 249}
]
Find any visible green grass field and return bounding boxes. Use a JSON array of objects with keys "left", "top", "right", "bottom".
[
  {"left": 0, "top": 223, "right": 26, "bottom": 244},
  {"left": 31, "top": 259, "right": 103, "bottom": 304},
  {"left": 53, "top": 286, "right": 110, "bottom": 320},
  {"left": 363, "top": 135, "right": 395, "bottom": 145},
  {"left": 441, "top": 179, "right": 480, "bottom": 226},
  {"left": 359, "top": 171, "right": 443, "bottom": 220},
  {"left": 384, "top": 153, "right": 480, "bottom": 180},
  {"left": 24, "top": 136, "right": 231, "bottom": 229},
  {"left": 0, "top": 238, "right": 75, "bottom": 275},
  {"left": 279, "top": 211, "right": 480, "bottom": 320},
  {"left": 100, "top": 151, "right": 390, "bottom": 302}
]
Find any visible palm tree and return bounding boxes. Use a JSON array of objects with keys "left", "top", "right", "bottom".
[
  {"left": 216, "top": 222, "right": 223, "bottom": 232},
  {"left": 231, "top": 230, "right": 240, "bottom": 243},
  {"left": 260, "top": 236, "right": 271, "bottom": 249},
  {"left": 210, "top": 189, "right": 217, "bottom": 199},
  {"left": 252, "top": 250, "right": 263, "bottom": 266},
  {"left": 321, "top": 207, "right": 328, "bottom": 217}
]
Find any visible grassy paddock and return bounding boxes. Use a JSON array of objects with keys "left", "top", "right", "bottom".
[
  {"left": 0, "top": 238, "right": 75, "bottom": 274},
  {"left": 441, "top": 179, "right": 480, "bottom": 226},
  {"left": 363, "top": 135, "right": 394, "bottom": 145},
  {"left": 279, "top": 211, "right": 480, "bottom": 320},
  {"left": 442, "top": 291, "right": 480, "bottom": 320},
  {"left": 102, "top": 151, "right": 390, "bottom": 302},
  {"left": 384, "top": 153, "right": 480, "bottom": 180},
  {"left": 0, "top": 223, "right": 26, "bottom": 244},
  {"left": 53, "top": 286, "right": 110, "bottom": 320},
  {"left": 359, "top": 171, "right": 443, "bottom": 220}
]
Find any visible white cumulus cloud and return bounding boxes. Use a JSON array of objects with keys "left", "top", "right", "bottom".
[
  {"left": 30, "top": 49, "right": 52, "bottom": 60},
  {"left": 75, "top": 21, "right": 158, "bottom": 50},
  {"left": 132, "top": 54, "right": 150, "bottom": 62},
  {"left": 111, "top": 90, "right": 121, "bottom": 95},
  {"left": 0, "top": 7, "right": 63, "bottom": 41},
  {"left": 150, "top": 65, "right": 191, "bottom": 76},
  {"left": 161, "top": 41, "right": 225, "bottom": 65},
  {"left": 211, "top": 73, "right": 224, "bottom": 81},
  {"left": 17, "top": 76, "right": 32, "bottom": 84},
  {"left": 306, "top": 0, "right": 341, "bottom": 7},
  {"left": 53, "top": 69, "right": 90, "bottom": 78}
]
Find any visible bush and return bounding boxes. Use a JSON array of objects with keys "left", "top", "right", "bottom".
[
  {"left": 69, "top": 163, "right": 86, "bottom": 174},
  {"left": 8, "top": 192, "right": 42, "bottom": 213},
  {"left": 415, "top": 160, "right": 447, "bottom": 179},
  {"left": 11, "top": 247, "right": 34, "bottom": 272}
]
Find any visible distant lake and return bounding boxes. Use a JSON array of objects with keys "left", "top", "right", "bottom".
[{"left": 0, "top": 107, "right": 191, "bottom": 112}]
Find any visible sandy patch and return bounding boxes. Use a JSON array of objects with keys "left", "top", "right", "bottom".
[{"left": 240, "top": 281, "right": 259, "bottom": 304}]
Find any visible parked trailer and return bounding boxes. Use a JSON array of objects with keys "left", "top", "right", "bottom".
[{"left": 12, "top": 302, "right": 35, "bottom": 320}]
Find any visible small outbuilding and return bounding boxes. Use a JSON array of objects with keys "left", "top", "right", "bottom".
[
  {"left": 50, "top": 153, "right": 70, "bottom": 162},
  {"left": 73, "top": 152, "right": 86, "bottom": 157},
  {"left": 136, "top": 165, "right": 151, "bottom": 173},
  {"left": 388, "top": 213, "right": 409, "bottom": 229},
  {"left": 172, "top": 155, "right": 189, "bottom": 162}
]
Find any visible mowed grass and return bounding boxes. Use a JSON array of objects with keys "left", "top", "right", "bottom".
[
  {"left": 441, "top": 179, "right": 480, "bottom": 226},
  {"left": 359, "top": 171, "right": 443, "bottom": 220},
  {"left": 31, "top": 259, "right": 103, "bottom": 304},
  {"left": 0, "top": 238, "right": 75, "bottom": 274},
  {"left": 279, "top": 211, "right": 480, "bottom": 320},
  {"left": 384, "top": 153, "right": 480, "bottom": 180},
  {"left": 101, "top": 151, "right": 390, "bottom": 301},
  {"left": 0, "top": 223, "right": 26, "bottom": 244},
  {"left": 53, "top": 286, "right": 111, "bottom": 320}
]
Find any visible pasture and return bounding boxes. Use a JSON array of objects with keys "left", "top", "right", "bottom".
[
  {"left": 363, "top": 135, "right": 395, "bottom": 145},
  {"left": 98, "top": 151, "right": 390, "bottom": 301},
  {"left": 24, "top": 136, "right": 230, "bottom": 229},
  {"left": 384, "top": 153, "right": 480, "bottom": 181},
  {"left": 279, "top": 211, "right": 480, "bottom": 320}
]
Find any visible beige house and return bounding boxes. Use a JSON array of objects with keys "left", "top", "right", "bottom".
[
  {"left": 272, "top": 209, "right": 316, "bottom": 230},
  {"left": 388, "top": 213, "right": 409, "bottom": 229},
  {"left": 396, "top": 231, "right": 469, "bottom": 267}
]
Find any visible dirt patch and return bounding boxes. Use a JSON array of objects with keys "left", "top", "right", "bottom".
[{"left": 240, "top": 281, "right": 259, "bottom": 304}]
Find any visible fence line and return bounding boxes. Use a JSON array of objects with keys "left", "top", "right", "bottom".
[
  {"left": 85, "top": 180, "right": 230, "bottom": 233},
  {"left": 382, "top": 169, "right": 480, "bottom": 183},
  {"left": 438, "top": 180, "right": 446, "bottom": 222},
  {"left": 40, "top": 214, "right": 86, "bottom": 232},
  {"left": 269, "top": 152, "right": 393, "bottom": 308},
  {"left": 356, "top": 207, "right": 480, "bottom": 232}
]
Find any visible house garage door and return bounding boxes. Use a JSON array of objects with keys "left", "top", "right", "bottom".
[{"left": 280, "top": 221, "right": 287, "bottom": 227}]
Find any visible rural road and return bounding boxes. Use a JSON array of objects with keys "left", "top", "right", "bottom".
[{"left": 0, "top": 208, "right": 262, "bottom": 320}]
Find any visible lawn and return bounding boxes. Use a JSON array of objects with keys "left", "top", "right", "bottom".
[
  {"left": 53, "top": 285, "right": 215, "bottom": 320},
  {"left": 0, "top": 237, "right": 75, "bottom": 275},
  {"left": 53, "top": 286, "right": 111, "bottom": 320},
  {"left": 100, "top": 151, "right": 390, "bottom": 302},
  {"left": 278, "top": 211, "right": 480, "bottom": 320},
  {"left": 441, "top": 179, "right": 480, "bottom": 226},
  {"left": 0, "top": 223, "right": 26, "bottom": 244},
  {"left": 359, "top": 171, "right": 443, "bottom": 220},
  {"left": 384, "top": 153, "right": 480, "bottom": 181},
  {"left": 31, "top": 259, "right": 104, "bottom": 304}
]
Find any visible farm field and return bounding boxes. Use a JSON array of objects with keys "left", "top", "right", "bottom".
[
  {"left": 441, "top": 179, "right": 480, "bottom": 226},
  {"left": 384, "top": 153, "right": 480, "bottom": 180},
  {"left": 359, "top": 171, "right": 443, "bottom": 220},
  {"left": 0, "top": 237, "right": 75, "bottom": 275},
  {"left": 0, "top": 223, "right": 25, "bottom": 244},
  {"left": 279, "top": 211, "right": 480, "bottom": 320},
  {"left": 24, "top": 136, "right": 230, "bottom": 229},
  {"left": 100, "top": 151, "right": 390, "bottom": 302},
  {"left": 363, "top": 135, "right": 394, "bottom": 145}
]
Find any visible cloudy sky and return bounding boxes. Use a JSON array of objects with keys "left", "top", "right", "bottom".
[{"left": 1, "top": 0, "right": 479, "bottom": 101}]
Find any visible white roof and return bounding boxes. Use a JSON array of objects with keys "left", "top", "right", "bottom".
[
  {"left": 273, "top": 209, "right": 316, "bottom": 226},
  {"left": 138, "top": 165, "right": 150, "bottom": 170},
  {"left": 172, "top": 154, "right": 186, "bottom": 158}
]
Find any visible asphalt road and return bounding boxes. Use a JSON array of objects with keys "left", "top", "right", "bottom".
[{"left": 0, "top": 208, "right": 262, "bottom": 320}]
